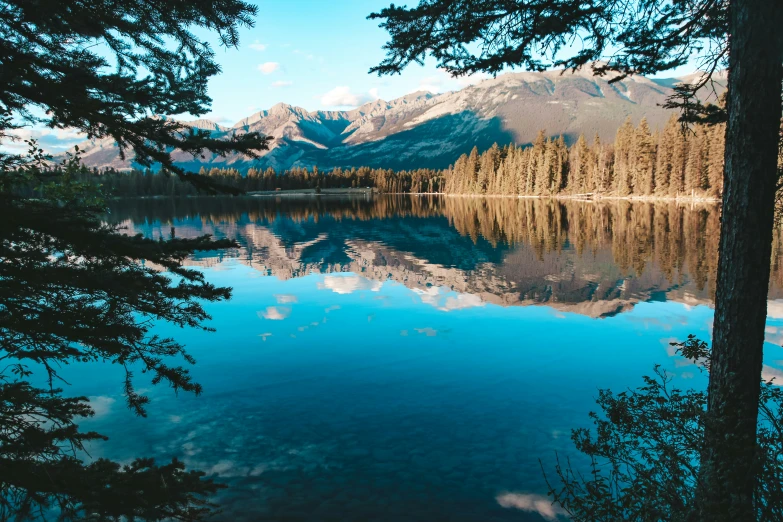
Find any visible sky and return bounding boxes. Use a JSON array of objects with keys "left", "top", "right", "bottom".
[
  {"left": 192, "top": 0, "right": 498, "bottom": 125},
  {"left": 6, "top": 0, "right": 700, "bottom": 153},
  {"left": 188, "top": 0, "right": 701, "bottom": 124}
]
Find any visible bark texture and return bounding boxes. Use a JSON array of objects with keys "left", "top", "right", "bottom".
[{"left": 695, "top": 0, "right": 783, "bottom": 520}]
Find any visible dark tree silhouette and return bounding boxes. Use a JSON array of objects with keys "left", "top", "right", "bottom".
[
  {"left": 369, "top": 0, "right": 783, "bottom": 520},
  {"left": 544, "top": 336, "right": 783, "bottom": 522},
  {"left": 1, "top": 149, "right": 235, "bottom": 520},
  {"left": 0, "top": 0, "right": 271, "bottom": 192},
  {"left": 368, "top": 0, "right": 727, "bottom": 81},
  {"left": 0, "top": 0, "right": 272, "bottom": 519}
]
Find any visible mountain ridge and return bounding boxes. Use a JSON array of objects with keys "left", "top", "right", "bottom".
[{"left": 75, "top": 68, "right": 726, "bottom": 172}]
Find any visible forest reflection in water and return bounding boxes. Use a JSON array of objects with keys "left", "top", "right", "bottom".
[
  {"left": 94, "top": 195, "right": 783, "bottom": 521},
  {"left": 109, "top": 195, "right": 783, "bottom": 318}
]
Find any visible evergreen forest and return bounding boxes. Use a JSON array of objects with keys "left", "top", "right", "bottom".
[{"left": 26, "top": 114, "right": 725, "bottom": 199}]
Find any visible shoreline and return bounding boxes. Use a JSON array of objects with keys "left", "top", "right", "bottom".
[
  {"left": 248, "top": 188, "right": 375, "bottom": 197},
  {"left": 115, "top": 189, "right": 721, "bottom": 204},
  {"left": 389, "top": 192, "right": 721, "bottom": 203}
]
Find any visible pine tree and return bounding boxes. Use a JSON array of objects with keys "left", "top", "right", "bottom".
[
  {"left": 614, "top": 118, "right": 634, "bottom": 196},
  {"left": 684, "top": 128, "right": 706, "bottom": 196},
  {"left": 634, "top": 118, "right": 656, "bottom": 195},
  {"left": 527, "top": 131, "right": 546, "bottom": 194},
  {"left": 553, "top": 135, "right": 568, "bottom": 193},
  {"left": 466, "top": 146, "right": 480, "bottom": 193},
  {"left": 706, "top": 123, "right": 726, "bottom": 197},
  {"left": 670, "top": 124, "right": 688, "bottom": 197},
  {"left": 592, "top": 134, "right": 611, "bottom": 193},
  {"left": 570, "top": 134, "right": 590, "bottom": 193}
]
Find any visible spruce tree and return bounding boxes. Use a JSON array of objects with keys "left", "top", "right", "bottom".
[
  {"left": 614, "top": 118, "right": 634, "bottom": 196},
  {"left": 527, "top": 131, "right": 546, "bottom": 194},
  {"left": 685, "top": 129, "right": 705, "bottom": 196},
  {"left": 634, "top": 118, "right": 656, "bottom": 195},
  {"left": 706, "top": 124, "right": 726, "bottom": 197},
  {"left": 571, "top": 134, "right": 589, "bottom": 193},
  {"left": 670, "top": 124, "right": 688, "bottom": 197},
  {"left": 466, "top": 146, "right": 480, "bottom": 194}
]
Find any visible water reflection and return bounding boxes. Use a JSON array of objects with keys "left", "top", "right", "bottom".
[
  {"left": 92, "top": 196, "right": 783, "bottom": 521},
  {"left": 110, "top": 196, "right": 783, "bottom": 318}
]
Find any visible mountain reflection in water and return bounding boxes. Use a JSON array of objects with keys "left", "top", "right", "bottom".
[
  {"left": 110, "top": 195, "right": 783, "bottom": 318},
  {"left": 89, "top": 195, "right": 783, "bottom": 522}
]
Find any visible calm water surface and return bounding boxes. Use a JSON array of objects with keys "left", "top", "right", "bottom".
[{"left": 68, "top": 196, "right": 783, "bottom": 521}]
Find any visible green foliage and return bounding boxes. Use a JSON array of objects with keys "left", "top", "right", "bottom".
[
  {"left": 369, "top": 0, "right": 727, "bottom": 80},
  {"left": 544, "top": 335, "right": 783, "bottom": 521},
  {"left": 0, "top": 0, "right": 270, "bottom": 189},
  {"left": 0, "top": 0, "right": 279, "bottom": 514},
  {"left": 0, "top": 142, "right": 235, "bottom": 518}
]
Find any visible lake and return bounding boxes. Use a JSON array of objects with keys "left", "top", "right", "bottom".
[{"left": 70, "top": 196, "right": 783, "bottom": 521}]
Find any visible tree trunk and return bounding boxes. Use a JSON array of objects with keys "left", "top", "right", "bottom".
[{"left": 695, "top": 0, "right": 783, "bottom": 519}]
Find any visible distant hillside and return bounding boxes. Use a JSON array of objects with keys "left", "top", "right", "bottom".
[{"left": 76, "top": 67, "right": 726, "bottom": 172}]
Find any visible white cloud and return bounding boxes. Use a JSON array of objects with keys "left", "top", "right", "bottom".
[
  {"left": 369, "top": 87, "right": 381, "bottom": 99},
  {"left": 768, "top": 300, "right": 783, "bottom": 319},
  {"left": 410, "top": 69, "right": 491, "bottom": 95},
  {"left": 417, "top": 75, "right": 444, "bottom": 93},
  {"left": 318, "top": 275, "right": 382, "bottom": 294},
  {"left": 249, "top": 41, "right": 267, "bottom": 51},
  {"left": 208, "top": 459, "right": 236, "bottom": 476},
  {"left": 181, "top": 441, "right": 200, "bottom": 456},
  {"left": 413, "top": 286, "right": 485, "bottom": 311},
  {"left": 496, "top": 493, "right": 566, "bottom": 521},
  {"left": 271, "top": 80, "right": 293, "bottom": 88},
  {"left": 763, "top": 365, "right": 783, "bottom": 385},
  {"left": 2, "top": 127, "right": 87, "bottom": 153},
  {"left": 456, "top": 71, "right": 492, "bottom": 87},
  {"left": 188, "top": 112, "right": 233, "bottom": 126},
  {"left": 88, "top": 396, "right": 116, "bottom": 418},
  {"left": 766, "top": 326, "right": 783, "bottom": 345},
  {"left": 257, "top": 306, "right": 291, "bottom": 320},
  {"left": 258, "top": 62, "right": 280, "bottom": 74},
  {"left": 275, "top": 294, "right": 297, "bottom": 304},
  {"left": 319, "top": 86, "right": 375, "bottom": 107}
]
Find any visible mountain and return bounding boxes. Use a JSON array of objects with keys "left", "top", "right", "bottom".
[{"left": 76, "top": 68, "right": 726, "bottom": 172}]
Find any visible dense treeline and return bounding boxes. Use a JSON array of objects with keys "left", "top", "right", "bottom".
[
  {"left": 24, "top": 114, "right": 724, "bottom": 199},
  {"left": 20, "top": 164, "right": 444, "bottom": 197},
  {"left": 444, "top": 114, "right": 725, "bottom": 197}
]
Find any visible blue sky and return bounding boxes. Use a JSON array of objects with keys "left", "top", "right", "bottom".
[
  {"left": 192, "top": 0, "right": 496, "bottom": 125},
  {"left": 6, "top": 0, "right": 701, "bottom": 153},
  {"left": 185, "top": 0, "right": 700, "bottom": 124}
]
